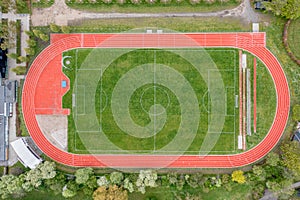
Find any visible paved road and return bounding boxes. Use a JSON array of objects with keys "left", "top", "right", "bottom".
[{"left": 32, "top": 0, "right": 261, "bottom": 26}]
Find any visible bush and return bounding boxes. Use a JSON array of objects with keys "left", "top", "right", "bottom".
[
  {"left": 130, "top": 0, "right": 141, "bottom": 4},
  {"left": 7, "top": 53, "right": 19, "bottom": 59},
  {"left": 160, "top": 0, "right": 171, "bottom": 4},
  {"left": 50, "top": 23, "right": 60, "bottom": 33},
  {"left": 231, "top": 170, "right": 246, "bottom": 184},
  {"left": 102, "top": 0, "right": 112, "bottom": 3},
  {"left": 145, "top": 0, "right": 156, "bottom": 4},
  {"left": 61, "top": 26, "right": 71, "bottom": 34},
  {"left": 11, "top": 66, "right": 26, "bottom": 75},
  {"left": 189, "top": 0, "right": 200, "bottom": 4},
  {"left": 39, "top": 34, "right": 49, "bottom": 42},
  {"left": 32, "top": 29, "right": 43, "bottom": 38},
  {"left": 26, "top": 39, "right": 37, "bottom": 47},
  {"left": 292, "top": 104, "right": 300, "bottom": 121},
  {"left": 117, "top": 0, "right": 126, "bottom": 4},
  {"left": 18, "top": 56, "right": 29, "bottom": 63},
  {"left": 24, "top": 48, "right": 35, "bottom": 56}
]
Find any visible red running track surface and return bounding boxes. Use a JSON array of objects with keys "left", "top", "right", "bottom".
[{"left": 22, "top": 33, "right": 289, "bottom": 168}]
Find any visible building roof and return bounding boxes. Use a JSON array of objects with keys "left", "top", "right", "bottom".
[
  {"left": 11, "top": 138, "right": 42, "bottom": 169},
  {"left": 0, "top": 116, "right": 6, "bottom": 160},
  {"left": 0, "top": 81, "right": 17, "bottom": 161}
]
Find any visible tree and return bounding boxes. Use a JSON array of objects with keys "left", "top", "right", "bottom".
[
  {"left": 37, "top": 161, "right": 56, "bottom": 179},
  {"left": 186, "top": 173, "right": 205, "bottom": 189},
  {"left": 136, "top": 170, "right": 158, "bottom": 194},
  {"left": 263, "top": 0, "right": 300, "bottom": 20},
  {"left": 62, "top": 188, "right": 77, "bottom": 198},
  {"left": 231, "top": 170, "right": 246, "bottom": 184},
  {"left": 252, "top": 165, "right": 266, "bottom": 182},
  {"left": 281, "top": 141, "right": 300, "bottom": 176},
  {"left": 18, "top": 56, "right": 29, "bottom": 63},
  {"left": 24, "top": 48, "right": 35, "bottom": 56},
  {"left": 110, "top": 172, "right": 124, "bottom": 185},
  {"left": 39, "top": 34, "right": 49, "bottom": 42},
  {"left": 11, "top": 66, "right": 26, "bottom": 75},
  {"left": 50, "top": 23, "right": 60, "bottom": 33},
  {"left": 123, "top": 178, "right": 134, "bottom": 193},
  {"left": 32, "top": 29, "right": 43, "bottom": 38},
  {"left": 22, "top": 161, "right": 57, "bottom": 190},
  {"left": 266, "top": 152, "right": 280, "bottom": 167},
  {"left": 168, "top": 173, "right": 178, "bottom": 185},
  {"left": 292, "top": 104, "right": 300, "bottom": 121},
  {"left": 93, "top": 185, "right": 128, "bottom": 200},
  {"left": 97, "top": 176, "right": 110, "bottom": 187},
  {"left": 25, "top": 30, "right": 34, "bottom": 37},
  {"left": 26, "top": 39, "right": 37, "bottom": 47},
  {"left": 7, "top": 53, "right": 18, "bottom": 59},
  {"left": 44, "top": 172, "right": 66, "bottom": 195},
  {"left": 75, "top": 167, "right": 94, "bottom": 185},
  {"left": 0, "top": 175, "right": 24, "bottom": 199},
  {"left": 61, "top": 26, "right": 71, "bottom": 34},
  {"left": 62, "top": 180, "right": 78, "bottom": 198}
]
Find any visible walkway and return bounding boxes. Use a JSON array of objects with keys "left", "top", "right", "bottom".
[{"left": 31, "top": 0, "right": 260, "bottom": 26}]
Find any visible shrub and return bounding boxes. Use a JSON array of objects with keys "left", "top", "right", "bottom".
[
  {"left": 146, "top": 0, "right": 156, "bottom": 4},
  {"left": 24, "top": 48, "right": 35, "bottom": 56},
  {"left": 7, "top": 53, "right": 19, "bottom": 59},
  {"left": 292, "top": 104, "right": 300, "bottom": 121},
  {"left": 50, "top": 23, "right": 60, "bottom": 33},
  {"left": 32, "top": 29, "right": 43, "bottom": 38},
  {"left": 26, "top": 39, "right": 37, "bottom": 47},
  {"left": 160, "top": 0, "right": 171, "bottom": 4},
  {"left": 117, "top": 0, "right": 126, "bottom": 4},
  {"left": 39, "top": 34, "right": 49, "bottom": 42},
  {"left": 11, "top": 66, "right": 26, "bottom": 75},
  {"left": 130, "top": 0, "right": 141, "bottom": 4},
  {"left": 61, "top": 26, "right": 71, "bottom": 34},
  {"left": 204, "top": 0, "right": 215, "bottom": 3},
  {"left": 102, "top": 0, "right": 112, "bottom": 3},
  {"left": 189, "top": 0, "right": 200, "bottom": 5}
]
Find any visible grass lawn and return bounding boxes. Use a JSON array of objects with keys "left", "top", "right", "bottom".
[
  {"left": 288, "top": 19, "right": 300, "bottom": 61},
  {"left": 31, "top": 0, "right": 54, "bottom": 8},
  {"left": 66, "top": 0, "right": 240, "bottom": 13},
  {"left": 70, "top": 17, "right": 249, "bottom": 33},
  {"left": 20, "top": 189, "right": 92, "bottom": 200},
  {"left": 128, "top": 182, "right": 253, "bottom": 200},
  {"left": 61, "top": 44, "right": 276, "bottom": 155}
]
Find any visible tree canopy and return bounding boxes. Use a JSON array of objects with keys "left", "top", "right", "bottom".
[
  {"left": 93, "top": 185, "right": 128, "bottom": 200},
  {"left": 231, "top": 170, "right": 246, "bottom": 184},
  {"left": 263, "top": 0, "right": 300, "bottom": 20}
]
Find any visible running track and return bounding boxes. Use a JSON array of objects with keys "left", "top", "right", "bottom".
[{"left": 22, "top": 33, "right": 290, "bottom": 168}]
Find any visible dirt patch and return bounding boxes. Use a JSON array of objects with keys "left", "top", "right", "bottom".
[{"left": 36, "top": 115, "right": 68, "bottom": 150}]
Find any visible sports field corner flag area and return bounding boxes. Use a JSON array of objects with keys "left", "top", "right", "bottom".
[{"left": 22, "top": 32, "right": 290, "bottom": 168}]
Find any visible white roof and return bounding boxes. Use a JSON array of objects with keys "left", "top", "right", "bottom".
[{"left": 11, "top": 138, "right": 42, "bottom": 169}]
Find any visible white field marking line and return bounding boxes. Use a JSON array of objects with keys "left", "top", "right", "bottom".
[
  {"left": 202, "top": 90, "right": 209, "bottom": 113},
  {"left": 100, "top": 69, "right": 102, "bottom": 132},
  {"left": 72, "top": 48, "right": 237, "bottom": 152},
  {"left": 206, "top": 54, "right": 237, "bottom": 152},
  {"left": 74, "top": 50, "right": 78, "bottom": 151},
  {"left": 225, "top": 86, "right": 235, "bottom": 116},
  {"left": 233, "top": 49, "right": 237, "bottom": 151},
  {"left": 76, "top": 69, "right": 103, "bottom": 71},
  {"left": 70, "top": 149, "right": 237, "bottom": 154},
  {"left": 75, "top": 85, "right": 86, "bottom": 116},
  {"left": 153, "top": 50, "right": 156, "bottom": 152}
]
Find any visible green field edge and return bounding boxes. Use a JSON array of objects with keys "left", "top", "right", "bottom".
[{"left": 66, "top": 0, "right": 240, "bottom": 13}]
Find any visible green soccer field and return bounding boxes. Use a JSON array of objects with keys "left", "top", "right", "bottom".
[{"left": 61, "top": 47, "right": 276, "bottom": 155}]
